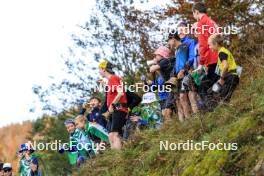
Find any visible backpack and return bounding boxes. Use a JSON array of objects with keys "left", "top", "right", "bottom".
[{"left": 126, "top": 90, "right": 142, "bottom": 110}]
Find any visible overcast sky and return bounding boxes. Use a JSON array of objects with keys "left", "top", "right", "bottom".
[
  {"left": 0, "top": 0, "right": 172, "bottom": 127},
  {"left": 0, "top": 0, "right": 96, "bottom": 127}
]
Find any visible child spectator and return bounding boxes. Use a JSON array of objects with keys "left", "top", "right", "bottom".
[
  {"left": 2, "top": 163, "right": 12, "bottom": 176},
  {"left": 149, "top": 46, "right": 174, "bottom": 121},
  {"left": 99, "top": 60, "right": 128, "bottom": 150},
  {"left": 63, "top": 119, "right": 96, "bottom": 166},
  {"left": 168, "top": 32, "right": 191, "bottom": 121},
  {"left": 208, "top": 34, "right": 239, "bottom": 101},
  {"left": 79, "top": 97, "right": 107, "bottom": 128},
  {"left": 75, "top": 115, "right": 109, "bottom": 143},
  {"left": 130, "top": 92, "right": 162, "bottom": 129}
]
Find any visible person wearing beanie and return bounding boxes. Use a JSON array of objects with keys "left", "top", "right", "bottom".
[{"left": 99, "top": 60, "right": 128, "bottom": 150}]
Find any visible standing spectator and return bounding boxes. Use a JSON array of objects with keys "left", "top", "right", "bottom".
[
  {"left": 178, "top": 22, "right": 197, "bottom": 69},
  {"left": 178, "top": 22, "right": 199, "bottom": 114},
  {"left": 192, "top": 2, "right": 219, "bottom": 88},
  {"left": 168, "top": 32, "right": 192, "bottom": 121},
  {"left": 99, "top": 60, "right": 128, "bottom": 150},
  {"left": 149, "top": 46, "right": 174, "bottom": 121}
]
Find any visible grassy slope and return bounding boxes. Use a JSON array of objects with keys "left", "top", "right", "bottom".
[{"left": 80, "top": 68, "right": 264, "bottom": 176}]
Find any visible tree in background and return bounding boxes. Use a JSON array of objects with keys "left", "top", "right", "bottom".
[
  {"left": 166, "top": 0, "right": 264, "bottom": 69},
  {"left": 32, "top": 0, "right": 170, "bottom": 115}
]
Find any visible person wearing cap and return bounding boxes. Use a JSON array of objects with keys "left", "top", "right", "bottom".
[
  {"left": 2, "top": 163, "right": 12, "bottom": 176},
  {"left": 148, "top": 46, "right": 174, "bottom": 121},
  {"left": 168, "top": 32, "right": 191, "bottom": 122},
  {"left": 63, "top": 119, "right": 96, "bottom": 166},
  {"left": 129, "top": 92, "right": 162, "bottom": 129},
  {"left": 98, "top": 60, "right": 128, "bottom": 150},
  {"left": 17, "top": 143, "right": 38, "bottom": 176}
]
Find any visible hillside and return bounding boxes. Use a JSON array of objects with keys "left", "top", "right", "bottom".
[
  {"left": 79, "top": 67, "right": 264, "bottom": 175},
  {"left": 0, "top": 121, "right": 32, "bottom": 173}
]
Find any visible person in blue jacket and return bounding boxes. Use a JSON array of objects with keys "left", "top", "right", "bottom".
[
  {"left": 178, "top": 22, "right": 197, "bottom": 68},
  {"left": 178, "top": 22, "right": 199, "bottom": 115},
  {"left": 168, "top": 32, "right": 192, "bottom": 122}
]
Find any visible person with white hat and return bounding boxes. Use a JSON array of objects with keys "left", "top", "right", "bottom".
[
  {"left": 129, "top": 92, "right": 162, "bottom": 129},
  {"left": 2, "top": 163, "right": 12, "bottom": 176}
]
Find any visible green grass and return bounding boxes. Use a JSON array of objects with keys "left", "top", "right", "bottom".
[{"left": 79, "top": 70, "right": 264, "bottom": 176}]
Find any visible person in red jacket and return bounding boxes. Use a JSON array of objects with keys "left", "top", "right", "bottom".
[
  {"left": 192, "top": 2, "right": 219, "bottom": 85},
  {"left": 99, "top": 60, "right": 128, "bottom": 150}
]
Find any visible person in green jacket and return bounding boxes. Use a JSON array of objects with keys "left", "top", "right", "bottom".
[
  {"left": 17, "top": 143, "right": 39, "bottom": 176},
  {"left": 64, "top": 119, "right": 96, "bottom": 166},
  {"left": 130, "top": 92, "right": 162, "bottom": 129},
  {"left": 75, "top": 115, "right": 109, "bottom": 143}
]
